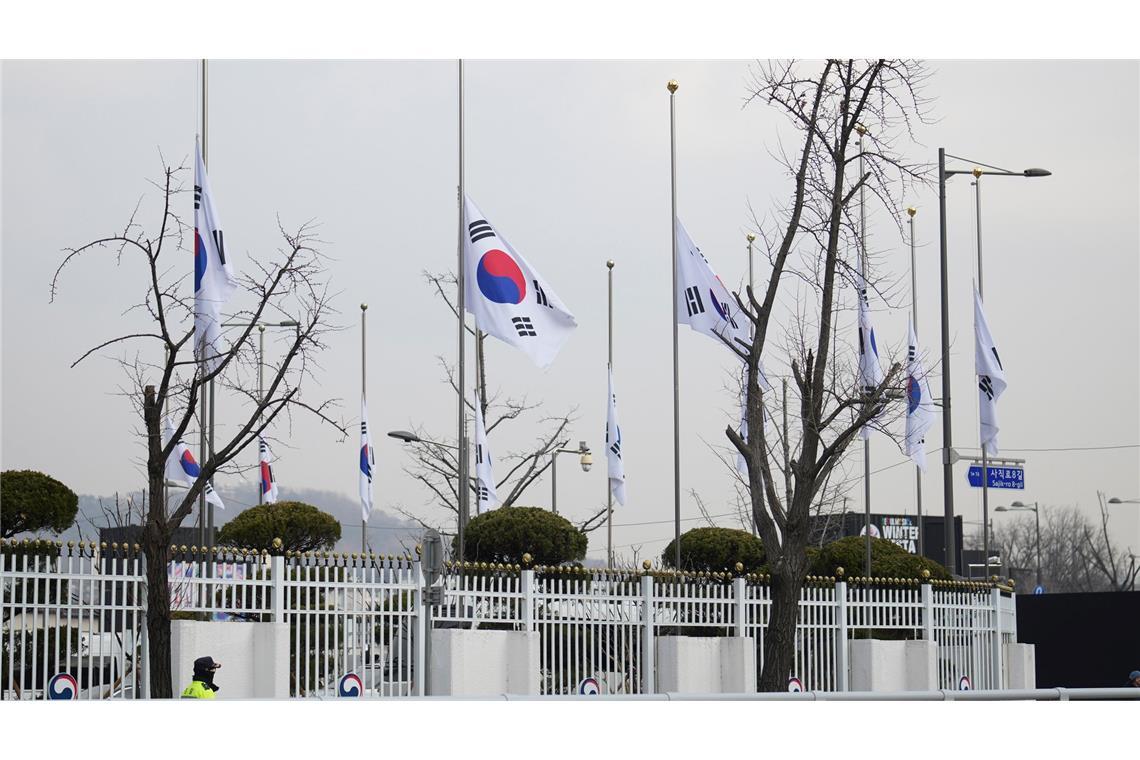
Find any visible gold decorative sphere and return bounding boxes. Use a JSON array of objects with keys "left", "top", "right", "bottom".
[
  {"left": 906, "top": 207, "right": 917, "bottom": 217},
  {"left": 921, "top": 569, "right": 931, "bottom": 579},
  {"left": 361, "top": 303, "right": 369, "bottom": 311},
  {"left": 642, "top": 559, "right": 652, "bottom": 570},
  {"left": 522, "top": 553, "right": 533, "bottom": 565},
  {"left": 836, "top": 566, "right": 845, "bottom": 577},
  {"left": 855, "top": 123, "right": 868, "bottom": 136},
  {"left": 258, "top": 324, "right": 266, "bottom": 333},
  {"left": 667, "top": 80, "right": 679, "bottom": 93},
  {"left": 972, "top": 167, "right": 983, "bottom": 178},
  {"left": 272, "top": 537, "right": 283, "bottom": 550},
  {"left": 606, "top": 259, "right": 615, "bottom": 269},
  {"left": 735, "top": 562, "right": 744, "bottom": 573},
  {"left": 746, "top": 233, "right": 756, "bottom": 242}
]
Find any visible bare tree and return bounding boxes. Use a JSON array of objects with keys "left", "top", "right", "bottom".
[
  {"left": 51, "top": 161, "right": 346, "bottom": 697},
  {"left": 395, "top": 272, "right": 589, "bottom": 539},
  {"left": 725, "top": 59, "right": 929, "bottom": 690},
  {"left": 992, "top": 501, "right": 1137, "bottom": 593}
]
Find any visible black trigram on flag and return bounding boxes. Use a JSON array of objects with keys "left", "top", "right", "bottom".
[
  {"left": 907, "top": 344, "right": 917, "bottom": 362},
  {"left": 979, "top": 374, "right": 995, "bottom": 401},
  {"left": 858, "top": 327, "right": 867, "bottom": 356},
  {"left": 212, "top": 230, "right": 227, "bottom": 265},
  {"left": 475, "top": 443, "right": 484, "bottom": 466},
  {"left": 468, "top": 219, "right": 495, "bottom": 244},
  {"left": 477, "top": 485, "right": 490, "bottom": 503},
  {"left": 194, "top": 184, "right": 202, "bottom": 210},
  {"left": 608, "top": 425, "right": 622, "bottom": 459},
  {"left": 361, "top": 420, "right": 369, "bottom": 436},
  {"left": 534, "top": 280, "right": 550, "bottom": 308},
  {"left": 990, "top": 346, "right": 1003, "bottom": 370},
  {"left": 684, "top": 286, "right": 705, "bottom": 317},
  {"left": 512, "top": 316, "right": 537, "bottom": 337}
]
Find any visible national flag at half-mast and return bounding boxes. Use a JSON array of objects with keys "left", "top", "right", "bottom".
[
  {"left": 163, "top": 416, "right": 224, "bottom": 508},
  {"left": 359, "top": 396, "right": 375, "bottom": 523},
  {"left": 904, "top": 316, "right": 937, "bottom": 472},
  {"left": 193, "top": 138, "right": 238, "bottom": 374},
  {"left": 462, "top": 196, "right": 577, "bottom": 368},
  {"left": 258, "top": 437, "right": 279, "bottom": 504},
  {"left": 606, "top": 366, "right": 626, "bottom": 505},
  {"left": 473, "top": 386, "right": 499, "bottom": 512},
  {"left": 675, "top": 218, "right": 750, "bottom": 354},
  {"left": 856, "top": 254, "right": 885, "bottom": 439},
  {"left": 974, "top": 286, "right": 1007, "bottom": 454}
]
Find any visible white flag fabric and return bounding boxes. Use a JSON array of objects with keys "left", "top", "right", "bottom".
[
  {"left": 606, "top": 366, "right": 626, "bottom": 506},
  {"left": 194, "top": 139, "right": 238, "bottom": 373},
  {"left": 359, "top": 397, "right": 374, "bottom": 523},
  {"left": 473, "top": 392, "right": 499, "bottom": 512},
  {"left": 163, "top": 417, "right": 225, "bottom": 509},
  {"left": 974, "top": 288, "right": 1007, "bottom": 454},
  {"left": 258, "top": 437, "right": 279, "bottom": 504},
  {"left": 462, "top": 196, "right": 577, "bottom": 368},
  {"left": 904, "top": 317, "right": 937, "bottom": 472},
  {"left": 675, "top": 218, "right": 750, "bottom": 353},
  {"left": 856, "top": 260, "right": 885, "bottom": 439}
]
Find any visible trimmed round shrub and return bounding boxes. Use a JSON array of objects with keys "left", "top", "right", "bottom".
[
  {"left": 217, "top": 501, "right": 341, "bottom": 554},
  {"left": 1, "top": 470, "right": 79, "bottom": 539},
  {"left": 457, "top": 506, "right": 587, "bottom": 566},
  {"left": 810, "top": 535, "right": 951, "bottom": 580},
  {"left": 661, "top": 527, "right": 765, "bottom": 573}
]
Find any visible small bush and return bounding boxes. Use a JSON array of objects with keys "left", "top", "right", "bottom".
[
  {"left": 810, "top": 535, "right": 951, "bottom": 580},
  {"left": 661, "top": 527, "right": 765, "bottom": 573},
  {"left": 458, "top": 506, "right": 587, "bottom": 566}
]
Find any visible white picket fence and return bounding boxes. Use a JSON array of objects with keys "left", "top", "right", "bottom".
[{"left": 1, "top": 542, "right": 1017, "bottom": 699}]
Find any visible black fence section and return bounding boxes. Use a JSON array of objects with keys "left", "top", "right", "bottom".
[{"left": 1016, "top": 591, "right": 1140, "bottom": 688}]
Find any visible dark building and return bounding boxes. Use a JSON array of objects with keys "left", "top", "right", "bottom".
[{"left": 810, "top": 512, "right": 965, "bottom": 571}]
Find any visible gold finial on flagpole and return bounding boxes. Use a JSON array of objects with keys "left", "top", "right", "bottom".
[
  {"left": 907, "top": 207, "right": 917, "bottom": 218},
  {"left": 667, "top": 80, "right": 679, "bottom": 93}
]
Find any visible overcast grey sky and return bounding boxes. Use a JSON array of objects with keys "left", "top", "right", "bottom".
[{"left": 2, "top": 60, "right": 1137, "bottom": 561}]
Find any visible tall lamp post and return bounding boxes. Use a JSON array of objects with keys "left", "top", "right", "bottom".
[
  {"left": 552, "top": 441, "right": 592, "bottom": 515},
  {"left": 937, "top": 149, "right": 1050, "bottom": 575},
  {"left": 995, "top": 501, "right": 1041, "bottom": 589}
]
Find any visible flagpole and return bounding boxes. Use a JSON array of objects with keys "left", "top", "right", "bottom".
[
  {"left": 456, "top": 59, "right": 469, "bottom": 563},
  {"left": 974, "top": 168, "right": 991, "bottom": 580},
  {"left": 258, "top": 324, "right": 265, "bottom": 505},
  {"left": 858, "top": 124, "right": 872, "bottom": 579},
  {"left": 668, "top": 79, "right": 681, "bottom": 571},
  {"left": 361, "top": 303, "right": 369, "bottom": 552},
  {"left": 198, "top": 57, "right": 209, "bottom": 556},
  {"left": 606, "top": 259, "right": 615, "bottom": 568},
  {"left": 908, "top": 206, "right": 924, "bottom": 558}
]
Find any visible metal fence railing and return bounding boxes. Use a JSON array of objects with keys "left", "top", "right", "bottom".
[{"left": 2, "top": 541, "right": 1017, "bottom": 699}]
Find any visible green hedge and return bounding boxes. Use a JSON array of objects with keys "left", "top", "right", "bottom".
[
  {"left": 661, "top": 527, "right": 765, "bottom": 573},
  {"left": 810, "top": 535, "right": 951, "bottom": 580},
  {"left": 457, "top": 506, "right": 587, "bottom": 566}
]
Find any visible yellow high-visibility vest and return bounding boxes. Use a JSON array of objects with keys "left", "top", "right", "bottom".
[{"left": 180, "top": 680, "right": 216, "bottom": 699}]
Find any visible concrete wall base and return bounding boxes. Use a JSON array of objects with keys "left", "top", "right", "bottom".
[
  {"left": 657, "top": 636, "right": 756, "bottom": 694},
  {"left": 430, "top": 629, "right": 540, "bottom": 696},
  {"left": 849, "top": 639, "right": 939, "bottom": 692},
  {"left": 170, "top": 620, "right": 289, "bottom": 699},
  {"left": 1004, "top": 642, "right": 1036, "bottom": 689}
]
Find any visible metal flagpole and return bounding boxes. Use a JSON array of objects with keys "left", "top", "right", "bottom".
[
  {"left": 908, "top": 207, "right": 924, "bottom": 558},
  {"left": 198, "top": 57, "right": 209, "bottom": 555},
  {"left": 258, "top": 324, "right": 265, "bottom": 505},
  {"left": 937, "top": 148, "right": 958, "bottom": 576},
  {"left": 974, "top": 168, "right": 991, "bottom": 579},
  {"left": 607, "top": 259, "right": 615, "bottom": 567},
  {"left": 361, "top": 303, "right": 368, "bottom": 552},
  {"left": 456, "top": 59, "right": 469, "bottom": 563},
  {"left": 668, "top": 79, "right": 681, "bottom": 571},
  {"left": 858, "top": 124, "right": 872, "bottom": 579}
]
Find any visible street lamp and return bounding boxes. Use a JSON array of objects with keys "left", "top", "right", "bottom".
[
  {"left": 1108, "top": 497, "right": 1140, "bottom": 504},
  {"left": 387, "top": 430, "right": 463, "bottom": 558},
  {"left": 995, "top": 500, "right": 1041, "bottom": 589},
  {"left": 551, "top": 441, "right": 592, "bottom": 515},
  {"left": 937, "top": 149, "right": 1050, "bottom": 575}
]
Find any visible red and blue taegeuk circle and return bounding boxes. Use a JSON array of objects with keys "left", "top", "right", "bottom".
[
  {"left": 907, "top": 375, "right": 921, "bottom": 413},
  {"left": 194, "top": 230, "right": 207, "bottom": 292},
  {"left": 180, "top": 450, "right": 201, "bottom": 478},
  {"left": 476, "top": 249, "right": 527, "bottom": 305},
  {"left": 48, "top": 673, "right": 78, "bottom": 700},
  {"left": 338, "top": 673, "right": 363, "bottom": 697}
]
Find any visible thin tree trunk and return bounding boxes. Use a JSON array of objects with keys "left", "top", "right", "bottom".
[
  {"left": 760, "top": 564, "right": 803, "bottom": 691},
  {"left": 143, "top": 384, "right": 175, "bottom": 698}
]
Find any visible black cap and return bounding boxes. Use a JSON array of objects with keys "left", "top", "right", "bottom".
[{"left": 194, "top": 656, "right": 221, "bottom": 671}]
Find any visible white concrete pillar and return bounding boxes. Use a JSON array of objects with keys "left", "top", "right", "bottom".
[
  {"left": 429, "top": 629, "right": 539, "bottom": 696},
  {"left": 1003, "top": 642, "right": 1036, "bottom": 689}
]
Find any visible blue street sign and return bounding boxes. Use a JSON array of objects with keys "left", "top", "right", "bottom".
[
  {"left": 967, "top": 464, "right": 1024, "bottom": 489},
  {"left": 1034, "top": 585, "right": 1045, "bottom": 595}
]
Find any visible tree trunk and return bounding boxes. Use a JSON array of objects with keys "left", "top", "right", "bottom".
[
  {"left": 759, "top": 541, "right": 808, "bottom": 691},
  {"left": 142, "top": 384, "right": 175, "bottom": 697}
]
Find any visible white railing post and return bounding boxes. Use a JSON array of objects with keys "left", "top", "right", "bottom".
[
  {"left": 835, "top": 579, "right": 849, "bottom": 692},
  {"left": 270, "top": 555, "right": 285, "bottom": 622},
  {"left": 641, "top": 573, "right": 655, "bottom": 694},
  {"left": 414, "top": 561, "right": 426, "bottom": 697},
  {"left": 921, "top": 581, "right": 934, "bottom": 641},
  {"left": 733, "top": 577, "right": 746, "bottom": 638},
  {"left": 521, "top": 569, "right": 535, "bottom": 633},
  {"left": 991, "top": 587, "right": 1004, "bottom": 689}
]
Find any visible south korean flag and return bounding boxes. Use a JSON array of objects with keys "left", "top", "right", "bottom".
[
  {"left": 473, "top": 388, "right": 499, "bottom": 512},
  {"left": 675, "top": 218, "right": 750, "bottom": 355},
  {"left": 855, "top": 255, "right": 885, "bottom": 439},
  {"left": 974, "top": 287, "right": 1007, "bottom": 455},
  {"left": 463, "top": 196, "right": 577, "bottom": 368}
]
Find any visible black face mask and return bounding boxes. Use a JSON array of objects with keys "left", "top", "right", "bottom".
[{"left": 194, "top": 668, "right": 220, "bottom": 691}]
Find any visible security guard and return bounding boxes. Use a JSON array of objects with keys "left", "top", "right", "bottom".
[{"left": 181, "top": 656, "right": 221, "bottom": 699}]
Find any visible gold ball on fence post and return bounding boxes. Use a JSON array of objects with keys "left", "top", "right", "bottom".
[
  {"left": 921, "top": 569, "right": 931, "bottom": 579},
  {"left": 1008, "top": 579, "right": 1016, "bottom": 588},
  {"left": 642, "top": 559, "right": 652, "bottom": 571},
  {"left": 522, "top": 553, "right": 533, "bottom": 565},
  {"left": 667, "top": 80, "right": 679, "bottom": 93},
  {"left": 415, "top": 544, "right": 422, "bottom": 556},
  {"left": 272, "top": 537, "right": 283, "bottom": 551},
  {"left": 836, "top": 566, "right": 845, "bottom": 578},
  {"left": 735, "top": 562, "right": 744, "bottom": 573}
]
